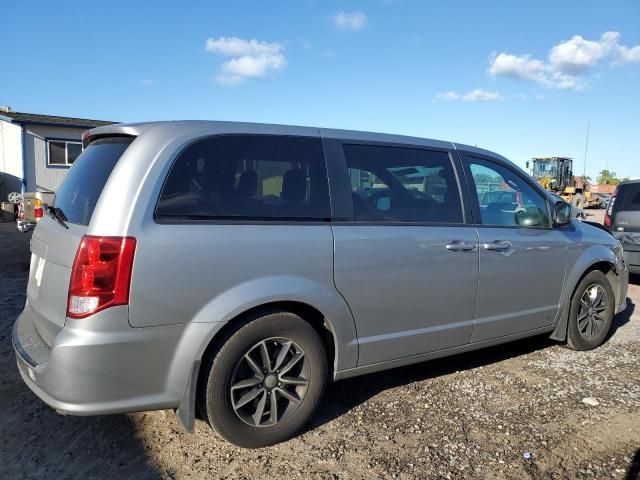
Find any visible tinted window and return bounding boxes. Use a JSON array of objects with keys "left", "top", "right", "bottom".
[
  {"left": 343, "top": 144, "right": 463, "bottom": 223},
  {"left": 53, "top": 138, "right": 132, "bottom": 226},
  {"left": 618, "top": 184, "right": 640, "bottom": 211},
  {"left": 49, "top": 141, "right": 66, "bottom": 165},
  {"left": 67, "top": 143, "right": 83, "bottom": 164},
  {"left": 156, "top": 135, "right": 330, "bottom": 220},
  {"left": 468, "top": 157, "right": 550, "bottom": 227}
]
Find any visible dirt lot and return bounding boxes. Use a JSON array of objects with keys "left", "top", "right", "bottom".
[{"left": 1, "top": 212, "right": 639, "bottom": 480}]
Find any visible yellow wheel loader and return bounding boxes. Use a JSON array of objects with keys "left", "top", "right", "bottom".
[{"left": 527, "top": 157, "right": 601, "bottom": 209}]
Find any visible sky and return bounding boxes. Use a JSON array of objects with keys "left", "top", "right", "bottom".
[{"left": 1, "top": 0, "right": 639, "bottom": 179}]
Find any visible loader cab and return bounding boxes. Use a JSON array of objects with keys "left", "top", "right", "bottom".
[{"left": 528, "top": 157, "right": 573, "bottom": 192}]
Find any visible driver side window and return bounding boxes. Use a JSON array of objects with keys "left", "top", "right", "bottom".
[
  {"left": 343, "top": 144, "right": 463, "bottom": 223},
  {"left": 468, "top": 157, "right": 550, "bottom": 227}
]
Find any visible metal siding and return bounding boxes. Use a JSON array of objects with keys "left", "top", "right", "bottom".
[
  {"left": 25, "top": 125, "right": 86, "bottom": 192},
  {"left": 23, "top": 133, "right": 37, "bottom": 191}
]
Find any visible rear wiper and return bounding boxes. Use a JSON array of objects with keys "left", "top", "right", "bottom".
[{"left": 47, "top": 205, "right": 69, "bottom": 229}]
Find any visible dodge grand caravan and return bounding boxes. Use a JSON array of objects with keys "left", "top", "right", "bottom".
[{"left": 12, "top": 121, "right": 628, "bottom": 447}]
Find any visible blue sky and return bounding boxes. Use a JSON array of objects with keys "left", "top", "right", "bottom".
[{"left": 2, "top": 0, "right": 639, "bottom": 179}]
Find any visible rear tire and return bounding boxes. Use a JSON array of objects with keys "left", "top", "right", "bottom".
[
  {"left": 198, "top": 311, "right": 328, "bottom": 448},
  {"left": 566, "top": 270, "right": 614, "bottom": 351}
]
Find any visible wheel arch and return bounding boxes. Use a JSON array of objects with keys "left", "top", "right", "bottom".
[
  {"left": 550, "top": 256, "right": 618, "bottom": 342},
  {"left": 175, "top": 298, "right": 351, "bottom": 432},
  {"left": 198, "top": 300, "right": 339, "bottom": 379}
]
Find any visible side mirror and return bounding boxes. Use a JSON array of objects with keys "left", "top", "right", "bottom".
[
  {"left": 515, "top": 207, "right": 543, "bottom": 227},
  {"left": 553, "top": 201, "right": 573, "bottom": 227},
  {"left": 525, "top": 161, "right": 530, "bottom": 170}
]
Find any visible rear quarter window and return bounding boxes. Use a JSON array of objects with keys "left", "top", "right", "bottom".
[
  {"left": 53, "top": 137, "right": 133, "bottom": 226},
  {"left": 155, "top": 135, "right": 330, "bottom": 221}
]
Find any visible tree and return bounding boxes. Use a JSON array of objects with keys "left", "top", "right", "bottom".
[{"left": 596, "top": 169, "right": 621, "bottom": 185}]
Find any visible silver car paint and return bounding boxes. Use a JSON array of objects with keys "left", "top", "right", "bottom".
[
  {"left": 471, "top": 226, "right": 567, "bottom": 342},
  {"left": 333, "top": 225, "right": 479, "bottom": 365},
  {"left": 12, "top": 120, "right": 628, "bottom": 429}
]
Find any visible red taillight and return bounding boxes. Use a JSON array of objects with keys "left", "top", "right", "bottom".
[
  {"left": 34, "top": 207, "right": 44, "bottom": 218},
  {"left": 67, "top": 236, "right": 136, "bottom": 319}
]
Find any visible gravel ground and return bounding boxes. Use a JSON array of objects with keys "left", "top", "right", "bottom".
[{"left": 1, "top": 212, "right": 639, "bottom": 479}]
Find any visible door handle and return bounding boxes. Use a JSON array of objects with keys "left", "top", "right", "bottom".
[
  {"left": 445, "top": 240, "right": 476, "bottom": 252},
  {"left": 482, "top": 240, "right": 512, "bottom": 252}
]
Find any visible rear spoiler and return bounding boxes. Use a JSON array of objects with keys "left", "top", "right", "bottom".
[
  {"left": 82, "top": 130, "right": 136, "bottom": 148},
  {"left": 82, "top": 123, "right": 151, "bottom": 148}
]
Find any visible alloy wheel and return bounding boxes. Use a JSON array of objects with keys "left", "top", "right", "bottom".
[
  {"left": 230, "top": 337, "right": 309, "bottom": 427},
  {"left": 577, "top": 284, "right": 608, "bottom": 339}
]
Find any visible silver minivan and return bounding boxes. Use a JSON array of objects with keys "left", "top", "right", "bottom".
[{"left": 12, "top": 121, "right": 628, "bottom": 447}]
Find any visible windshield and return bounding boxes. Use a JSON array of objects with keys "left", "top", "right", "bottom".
[
  {"left": 53, "top": 137, "right": 133, "bottom": 226},
  {"left": 531, "top": 160, "right": 557, "bottom": 179}
]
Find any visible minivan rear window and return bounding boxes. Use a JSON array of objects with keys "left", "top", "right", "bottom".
[
  {"left": 53, "top": 137, "right": 133, "bottom": 226},
  {"left": 618, "top": 184, "right": 640, "bottom": 211},
  {"left": 156, "top": 135, "right": 330, "bottom": 221}
]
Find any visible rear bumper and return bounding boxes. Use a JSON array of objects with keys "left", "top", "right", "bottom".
[
  {"left": 623, "top": 250, "right": 640, "bottom": 274},
  {"left": 12, "top": 302, "right": 218, "bottom": 416},
  {"left": 616, "top": 257, "right": 630, "bottom": 313}
]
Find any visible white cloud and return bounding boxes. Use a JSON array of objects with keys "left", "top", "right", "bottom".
[
  {"left": 489, "top": 53, "right": 548, "bottom": 83},
  {"left": 331, "top": 11, "right": 368, "bottom": 31},
  {"left": 617, "top": 44, "right": 640, "bottom": 63},
  {"left": 435, "top": 89, "right": 503, "bottom": 102},
  {"left": 205, "top": 36, "right": 286, "bottom": 86},
  {"left": 549, "top": 31, "right": 619, "bottom": 74},
  {"left": 488, "top": 31, "right": 640, "bottom": 90}
]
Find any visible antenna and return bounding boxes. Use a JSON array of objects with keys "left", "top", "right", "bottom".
[{"left": 582, "top": 121, "right": 590, "bottom": 180}]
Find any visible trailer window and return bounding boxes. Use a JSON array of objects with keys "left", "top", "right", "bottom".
[{"left": 48, "top": 140, "right": 83, "bottom": 166}]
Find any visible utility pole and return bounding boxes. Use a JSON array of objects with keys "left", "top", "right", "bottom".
[{"left": 582, "top": 121, "right": 590, "bottom": 180}]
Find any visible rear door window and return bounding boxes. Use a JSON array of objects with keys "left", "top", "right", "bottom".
[
  {"left": 342, "top": 144, "right": 463, "bottom": 223},
  {"left": 156, "top": 135, "right": 330, "bottom": 221},
  {"left": 53, "top": 137, "right": 133, "bottom": 226}
]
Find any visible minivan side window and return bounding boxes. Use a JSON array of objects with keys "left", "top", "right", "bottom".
[
  {"left": 467, "top": 157, "right": 550, "bottom": 227},
  {"left": 343, "top": 144, "right": 463, "bottom": 223},
  {"left": 156, "top": 135, "right": 330, "bottom": 220}
]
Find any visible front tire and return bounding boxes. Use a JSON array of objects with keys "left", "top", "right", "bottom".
[
  {"left": 566, "top": 270, "right": 614, "bottom": 351},
  {"left": 198, "top": 311, "right": 328, "bottom": 448}
]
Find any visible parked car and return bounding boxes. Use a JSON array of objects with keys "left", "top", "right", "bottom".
[
  {"left": 605, "top": 180, "right": 640, "bottom": 274},
  {"left": 16, "top": 191, "right": 55, "bottom": 233},
  {"left": 592, "top": 192, "right": 612, "bottom": 210},
  {"left": 12, "top": 121, "right": 628, "bottom": 448}
]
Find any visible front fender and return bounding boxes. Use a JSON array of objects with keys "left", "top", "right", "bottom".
[{"left": 550, "top": 244, "right": 621, "bottom": 341}]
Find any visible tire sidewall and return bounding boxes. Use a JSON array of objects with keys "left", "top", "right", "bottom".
[
  {"left": 567, "top": 270, "right": 614, "bottom": 350},
  {"left": 204, "top": 312, "right": 327, "bottom": 448}
]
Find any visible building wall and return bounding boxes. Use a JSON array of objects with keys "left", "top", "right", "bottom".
[
  {"left": 24, "top": 124, "right": 87, "bottom": 192},
  {"left": 0, "top": 119, "right": 24, "bottom": 201},
  {"left": 590, "top": 184, "right": 617, "bottom": 194}
]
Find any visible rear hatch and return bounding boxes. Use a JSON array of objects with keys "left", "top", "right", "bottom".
[{"left": 27, "top": 137, "right": 133, "bottom": 346}]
